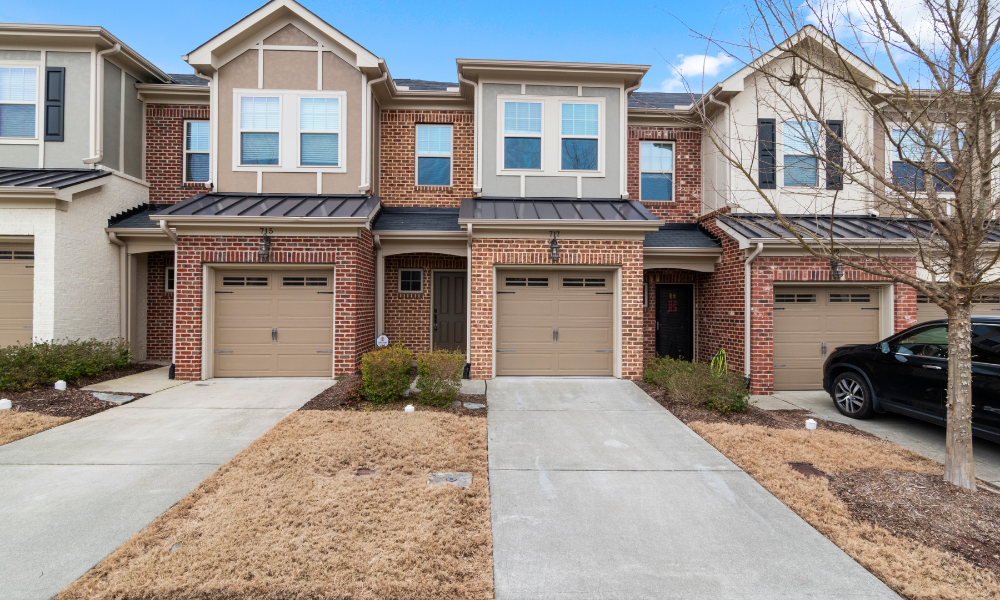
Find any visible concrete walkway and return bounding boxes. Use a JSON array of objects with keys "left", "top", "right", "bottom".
[
  {"left": 0, "top": 377, "right": 333, "bottom": 600},
  {"left": 755, "top": 390, "right": 1000, "bottom": 486},
  {"left": 488, "top": 379, "right": 899, "bottom": 600},
  {"left": 82, "top": 365, "right": 187, "bottom": 395}
]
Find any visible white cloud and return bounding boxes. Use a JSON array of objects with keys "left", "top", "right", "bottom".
[{"left": 660, "top": 52, "right": 736, "bottom": 93}]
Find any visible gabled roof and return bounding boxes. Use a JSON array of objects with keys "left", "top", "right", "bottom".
[
  {"left": 629, "top": 92, "right": 702, "bottom": 111},
  {"left": 644, "top": 223, "right": 720, "bottom": 248},
  {"left": 393, "top": 79, "right": 458, "bottom": 92},
  {"left": 0, "top": 168, "right": 110, "bottom": 189},
  {"left": 108, "top": 204, "right": 173, "bottom": 229},
  {"left": 167, "top": 74, "right": 209, "bottom": 86},
  {"left": 372, "top": 207, "right": 460, "bottom": 232},
  {"left": 154, "top": 192, "right": 381, "bottom": 221},
  {"left": 459, "top": 197, "right": 660, "bottom": 222}
]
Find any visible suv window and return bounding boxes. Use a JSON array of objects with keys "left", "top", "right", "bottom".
[
  {"left": 972, "top": 324, "right": 1000, "bottom": 365},
  {"left": 896, "top": 325, "right": 949, "bottom": 358}
]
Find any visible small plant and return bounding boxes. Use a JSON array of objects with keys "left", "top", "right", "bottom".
[
  {"left": 643, "top": 352, "right": 750, "bottom": 413},
  {"left": 0, "top": 338, "right": 134, "bottom": 392},
  {"left": 360, "top": 345, "right": 412, "bottom": 404},
  {"left": 711, "top": 348, "right": 728, "bottom": 377},
  {"left": 343, "top": 376, "right": 365, "bottom": 403},
  {"left": 415, "top": 349, "right": 465, "bottom": 406}
]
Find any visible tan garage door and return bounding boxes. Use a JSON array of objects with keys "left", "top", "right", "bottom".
[
  {"left": 773, "top": 286, "right": 882, "bottom": 391},
  {"left": 0, "top": 245, "right": 33, "bottom": 347},
  {"left": 213, "top": 270, "right": 333, "bottom": 377},
  {"left": 496, "top": 270, "right": 614, "bottom": 376},
  {"left": 917, "top": 291, "right": 1000, "bottom": 323}
]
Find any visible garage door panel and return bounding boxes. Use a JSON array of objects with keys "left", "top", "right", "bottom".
[
  {"left": 556, "top": 352, "right": 613, "bottom": 373},
  {"left": 277, "top": 353, "right": 332, "bottom": 374},
  {"left": 498, "top": 352, "right": 555, "bottom": 374},
  {"left": 773, "top": 342, "right": 824, "bottom": 361},
  {"left": 557, "top": 327, "right": 612, "bottom": 345},
  {"left": 276, "top": 299, "right": 333, "bottom": 319},
  {"left": 275, "top": 327, "right": 333, "bottom": 345},
  {"left": 215, "top": 327, "right": 273, "bottom": 345},
  {"left": 0, "top": 249, "right": 33, "bottom": 348},
  {"left": 826, "top": 314, "right": 879, "bottom": 334},
  {"left": 214, "top": 353, "right": 273, "bottom": 374},
  {"left": 499, "top": 299, "right": 556, "bottom": 318},
  {"left": 557, "top": 299, "right": 612, "bottom": 319},
  {"left": 215, "top": 298, "right": 273, "bottom": 319}
]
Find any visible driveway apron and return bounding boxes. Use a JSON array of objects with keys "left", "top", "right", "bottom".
[
  {"left": 0, "top": 378, "right": 332, "bottom": 600},
  {"left": 487, "top": 378, "right": 899, "bottom": 600}
]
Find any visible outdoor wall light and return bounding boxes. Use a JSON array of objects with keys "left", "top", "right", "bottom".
[
  {"left": 259, "top": 235, "right": 271, "bottom": 261},
  {"left": 550, "top": 237, "right": 560, "bottom": 263},
  {"left": 830, "top": 259, "right": 843, "bottom": 280}
]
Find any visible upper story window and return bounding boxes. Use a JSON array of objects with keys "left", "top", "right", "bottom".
[
  {"left": 503, "top": 101, "right": 542, "bottom": 169},
  {"left": 240, "top": 96, "right": 280, "bottom": 165},
  {"left": 299, "top": 97, "right": 339, "bottom": 166},
  {"left": 782, "top": 121, "right": 819, "bottom": 187},
  {"left": 0, "top": 67, "right": 37, "bottom": 138},
  {"left": 416, "top": 124, "right": 452, "bottom": 186},
  {"left": 640, "top": 142, "right": 673, "bottom": 201},
  {"left": 891, "top": 128, "right": 961, "bottom": 192},
  {"left": 184, "top": 121, "right": 210, "bottom": 182},
  {"left": 560, "top": 103, "right": 599, "bottom": 171}
]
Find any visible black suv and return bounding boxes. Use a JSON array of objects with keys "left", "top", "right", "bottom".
[{"left": 822, "top": 316, "right": 1000, "bottom": 443}]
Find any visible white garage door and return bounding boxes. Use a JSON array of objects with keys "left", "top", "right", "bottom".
[
  {"left": 213, "top": 270, "right": 334, "bottom": 377},
  {"left": 0, "top": 245, "right": 33, "bottom": 347}
]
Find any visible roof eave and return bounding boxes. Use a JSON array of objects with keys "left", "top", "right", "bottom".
[
  {"left": 643, "top": 247, "right": 722, "bottom": 255},
  {"left": 372, "top": 230, "right": 466, "bottom": 238},
  {"left": 458, "top": 218, "right": 663, "bottom": 231}
]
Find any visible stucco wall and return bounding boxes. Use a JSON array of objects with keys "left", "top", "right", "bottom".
[
  {"left": 101, "top": 60, "right": 122, "bottom": 172},
  {"left": 44, "top": 51, "right": 92, "bottom": 168}
]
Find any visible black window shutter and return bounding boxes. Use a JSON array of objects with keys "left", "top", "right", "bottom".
[
  {"left": 826, "top": 119, "right": 844, "bottom": 190},
  {"left": 758, "top": 118, "right": 776, "bottom": 189},
  {"left": 44, "top": 67, "right": 65, "bottom": 142}
]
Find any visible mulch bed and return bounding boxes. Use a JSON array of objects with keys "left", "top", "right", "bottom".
[
  {"left": 299, "top": 370, "right": 488, "bottom": 417},
  {"left": 3, "top": 363, "right": 159, "bottom": 419}
]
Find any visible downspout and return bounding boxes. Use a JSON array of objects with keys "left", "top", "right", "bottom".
[
  {"left": 374, "top": 234, "right": 384, "bottom": 336},
  {"left": 83, "top": 43, "right": 122, "bottom": 165},
  {"left": 158, "top": 219, "right": 179, "bottom": 378},
  {"left": 107, "top": 231, "right": 127, "bottom": 339},
  {"left": 621, "top": 81, "right": 641, "bottom": 199},
  {"left": 359, "top": 67, "right": 389, "bottom": 193},
  {"left": 744, "top": 242, "right": 764, "bottom": 377},
  {"left": 457, "top": 71, "right": 480, "bottom": 194},
  {"left": 193, "top": 71, "right": 213, "bottom": 189},
  {"left": 159, "top": 219, "right": 178, "bottom": 243},
  {"left": 705, "top": 93, "right": 730, "bottom": 209},
  {"left": 466, "top": 223, "right": 473, "bottom": 365}
]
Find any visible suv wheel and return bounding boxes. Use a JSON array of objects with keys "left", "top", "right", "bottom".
[{"left": 832, "top": 372, "right": 875, "bottom": 419}]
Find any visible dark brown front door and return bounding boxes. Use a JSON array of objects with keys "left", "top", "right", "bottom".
[{"left": 433, "top": 271, "right": 466, "bottom": 352}]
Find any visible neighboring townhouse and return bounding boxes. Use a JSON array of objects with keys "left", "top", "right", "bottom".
[{"left": 1, "top": 2, "right": 953, "bottom": 395}]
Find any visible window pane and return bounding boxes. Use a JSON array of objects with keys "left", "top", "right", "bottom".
[
  {"left": 400, "top": 270, "right": 422, "bottom": 292},
  {"left": 186, "top": 121, "right": 210, "bottom": 151},
  {"left": 240, "top": 96, "right": 279, "bottom": 130},
  {"left": 417, "top": 125, "right": 451, "bottom": 156},
  {"left": 0, "top": 104, "right": 35, "bottom": 137},
  {"left": 561, "top": 103, "right": 598, "bottom": 136},
  {"left": 504, "top": 137, "right": 541, "bottom": 169},
  {"left": 783, "top": 121, "right": 818, "bottom": 155},
  {"left": 561, "top": 138, "right": 598, "bottom": 170},
  {"left": 892, "top": 128, "right": 964, "bottom": 161},
  {"left": 0, "top": 67, "right": 37, "bottom": 102},
  {"left": 641, "top": 173, "right": 673, "bottom": 200},
  {"left": 896, "top": 326, "right": 948, "bottom": 357},
  {"left": 300, "top": 98, "right": 339, "bottom": 131},
  {"left": 784, "top": 156, "right": 818, "bottom": 186},
  {"left": 301, "top": 133, "right": 338, "bottom": 166},
  {"left": 241, "top": 132, "right": 279, "bottom": 165},
  {"left": 186, "top": 153, "right": 210, "bottom": 182},
  {"left": 972, "top": 325, "right": 1000, "bottom": 365},
  {"left": 417, "top": 157, "right": 450, "bottom": 185},
  {"left": 504, "top": 102, "right": 542, "bottom": 134},
  {"left": 891, "top": 161, "right": 955, "bottom": 192},
  {"left": 640, "top": 142, "right": 673, "bottom": 172}
]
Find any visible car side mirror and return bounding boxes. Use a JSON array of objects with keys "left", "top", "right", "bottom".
[{"left": 878, "top": 341, "right": 891, "bottom": 354}]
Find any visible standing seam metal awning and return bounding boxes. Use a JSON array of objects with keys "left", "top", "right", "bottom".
[
  {"left": 152, "top": 193, "right": 382, "bottom": 220},
  {"left": 459, "top": 197, "right": 660, "bottom": 222}
]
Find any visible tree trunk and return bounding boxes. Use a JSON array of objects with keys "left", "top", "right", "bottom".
[{"left": 945, "top": 303, "right": 977, "bottom": 490}]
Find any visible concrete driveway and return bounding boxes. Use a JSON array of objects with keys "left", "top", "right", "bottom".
[
  {"left": 488, "top": 378, "right": 899, "bottom": 600},
  {"left": 756, "top": 390, "right": 1000, "bottom": 486},
  {"left": 0, "top": 378, "right": 332, "bottom": 600}
]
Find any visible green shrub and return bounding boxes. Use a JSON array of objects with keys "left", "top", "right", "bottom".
[
  {"left": 0, "top": 338, "right": 134, "bottom": 392},
  {"left": 643, "top": 355, "right": 750, "bottom": 413},
  {"left": 415, "top": 349, "right": 465, "bottom": 406},
  {"left": 360, "top": 345, "right": 413, "bottom": 403}
]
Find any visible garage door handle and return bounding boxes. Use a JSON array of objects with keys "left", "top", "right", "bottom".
[
  {"left": 923, "top": 364, "right": 943, "bottom": 370},
  {"left": 272, "top": 328, "right": 277, "bottom": 342},
  {"left": 553, "top": 328, "right": 558, "bottom": 342},
  {"left": 497, "top": 350, "right": 516, "bottom": 353},
  {"left": 214, "top": 350, "right": 233, "bottom": 354}
]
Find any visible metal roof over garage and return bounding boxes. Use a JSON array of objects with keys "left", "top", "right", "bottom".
[
  {"left": 372, "top": 207, "right": 461, "bottom": 231},
  {"left": 644, "top": 224, "right": 720, "bottom": 248},
  {"left": 459, "top": 198, "right": 659, "bottom": 222},
  {"left": 153, "top": 193, "right": 381, "bottom": 220},
  {"left": 718, "top": 213, "right": 1000, "bottom": 242},
  {"left": 0, "top": 168, "right": 111, "bottom": 189}
]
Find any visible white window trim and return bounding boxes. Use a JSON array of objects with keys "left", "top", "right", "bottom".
[
  {"left": 0, "top": 62, "right": 41, "bottom": 144},
  {"left": 232, "top": 89, "right": 347, "bottom": 174},
  {"left": 183, "top": 120, "right": 211, "bottom": 183},
  {"left": 297, "top": 94, "right": 342, "bottom": 168},
  {"left": 885, "top": 124, "right": 960, "bottom": 198},
  {"left": 558, "top": 100, "right": 601, "bottom": 173},
  {"left": 639, "top": 141, "right": 674, "bottom": 201},
  {"left": 415, "top": 123, "right": 453, "bottom": 187},
  {"left": 499, "top": 98, "right": 544, "bottom": 173},
  {"left": 166, "top": 267, "right": 175, "bottom": 292},
  {"left": 398, "top": 268, "right": 423, "bottom": 294},
  {"left": 779, "top": 120, "right": 820, "bottom": 188}
]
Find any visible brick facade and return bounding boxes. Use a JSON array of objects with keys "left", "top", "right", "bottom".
[
  {"left": 379, "top": 110, "right": 474, "bottom": 207},
  {"left": 145, "top": 103, "right": 212, "bottom": 204},
  {"left": 383, "top": 253, "right": 467, "bottom": 353},
  {"left": 172, "top": 232, "right": 374, "bottom": 380},
  {"left": 470, "top": 238, "right": 644, "bottom": 380},
  {"left": 145, "top": 251, "right": 174, "bottom": 361},
  {"left": 629, "top": 126, "right": 702, "bottom": 222}
]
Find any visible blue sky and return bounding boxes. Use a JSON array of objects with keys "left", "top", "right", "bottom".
[{"left": 0, "top": 0, "right": 752, "bottom": 92}]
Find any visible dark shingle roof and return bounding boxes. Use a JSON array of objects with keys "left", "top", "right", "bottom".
[
  {"left": 629, "top": 92, "right": 701, "bottom": 110},
  {"left": 460, "top": 198, "right": 659, "bottom": 222},
  {"left": 108, "top": 204, "right": 172, "bottom": 229},
  {"left": 644, "top": 223, "right": 720, "bottom": 248},
  {"left": 718, "top": 214, "right": 1000, "bottom": 242},
  {"left": 154, "top": 193, "right": 381, "bottom": 219},
  {"left": 167, "top": 74, "right": 210, "bottom": 86},
  {"left": 372, "top": 207, "right": 461, "bottom": 231},
  {"left": 394, "top": 78, "right": 458, "bottom": 91},
  {"left": 0, "top": 168, "right": 111, "bottom": 189}
]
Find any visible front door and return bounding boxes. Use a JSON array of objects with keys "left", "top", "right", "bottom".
[
  {"left": 656, "top": 284, "right": 694, "bottom": 360},
  {"left": 433, "top": 271, "right": 466, "bottom": 352}
]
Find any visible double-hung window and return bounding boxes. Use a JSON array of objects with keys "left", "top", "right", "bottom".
[
  {"left": 416, "top": 124, "right": 452, "bottom": 185},
  {"left": 640, "top": 142, "right": 673, "bottom": 200},
  {"left": 503, "top": 101, "right": 542, "bottom": 169},
  {"left": 299, "top": 97, "right": 339, "bottom": 166},
  {"left": 891, "top": 128, "right": 961, "bottom": 192},
  {"left": 560, "top": 103, "right": 599, "bottom": 170},
  {"left": 0, "top": 67, "right": 37, "bottom": 138},
  {"left": 782, "top": 121, "right": 819, "bottom": 186},
  {"left": 184, "top": 121, "right": 210, "bottom": 182},
  {"left": 239, "top": 96, "right": 280, "bottom": 165}
]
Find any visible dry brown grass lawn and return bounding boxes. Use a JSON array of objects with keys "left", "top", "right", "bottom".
[
  {"left": 0, "top": 412, "right": 71, "bottom": 446},
  {"left": 691, "top": 422, "right": 1000, "bottom": 600},
  {"left": 59, "top": 411, "right": 492, "bottom": 600}
]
